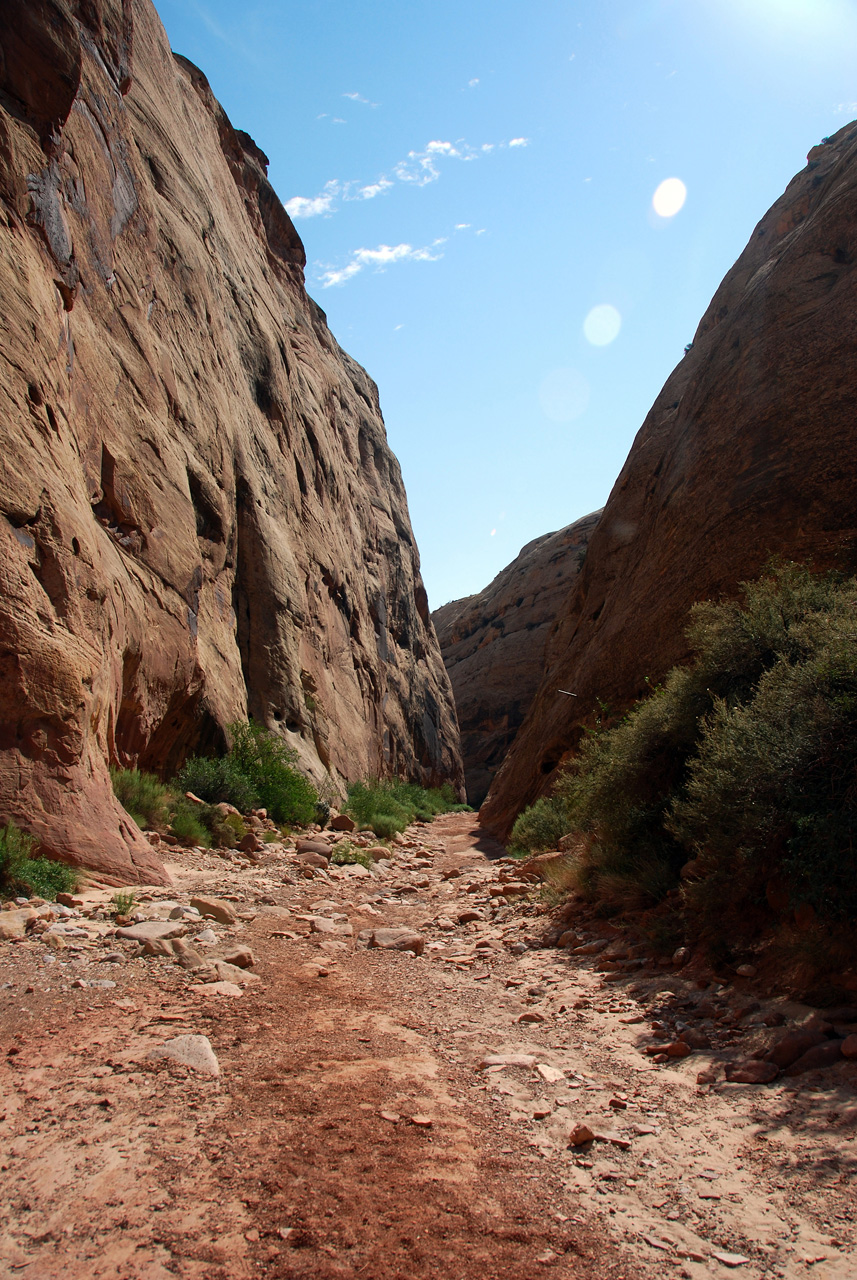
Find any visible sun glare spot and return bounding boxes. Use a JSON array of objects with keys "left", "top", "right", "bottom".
[
  {"left": 652, "top": 177, "right": 687, "bottom": 218},
  {"left": 583, "top": 305, "right": 621, "bottom": 347}
]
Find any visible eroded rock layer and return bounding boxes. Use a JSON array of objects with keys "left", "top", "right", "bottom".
[
  {"left": 481, "top": 121, "right": 857, "bottom": 838},
  {"left": 432, "top": 512, "right": 600, "bottom": 806},
  {"left": 0, "top": 0, "right": 463, "bottom": 883}
]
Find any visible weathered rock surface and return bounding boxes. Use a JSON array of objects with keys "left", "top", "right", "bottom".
[
  {"left": 432, "top": 512, "right": 599, "bottom": 806},
  {"left": 0, "top": 0, "right": 462, "bottom": 883},
  {"left": 481, "top": 121, "right": 857, "bottom": 837}
]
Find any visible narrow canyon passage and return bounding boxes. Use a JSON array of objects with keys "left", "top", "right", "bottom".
[{"left": 0, "top": 816, "right": 854, "bottom": 1280}]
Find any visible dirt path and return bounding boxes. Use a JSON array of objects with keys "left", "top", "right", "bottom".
[{"left": 1, "top": 814, "right": 855, "bottom": 1279}]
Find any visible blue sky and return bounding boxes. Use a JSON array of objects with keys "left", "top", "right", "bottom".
[{"left": 155, "top": 0, "right": 857, "bottom": 609}]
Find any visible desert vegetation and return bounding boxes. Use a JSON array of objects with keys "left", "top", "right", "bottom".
[
  {"left": 510, "top": 562, "right": 857, "bottom": 949},
  {"left": 0, "top": 823, "right": 78, "bottom": 900},
  {"left": 345, "top": 779, "right": 470, "bottom": 837}
]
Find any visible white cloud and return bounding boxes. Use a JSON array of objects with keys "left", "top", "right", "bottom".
[
  {"left": 468, "top": 77, "right": 480, "bottom": 87},
  {"left": 285, "top": 180, "right": 340, "bottom": 218},
  {"left": 343, "top": 91, "right": 380, "bottom": 107},
  {"left": 319, "top": 239, "right": 446, "bottom": 288},
  {"left": 455, "top": 223, "right": 471, "bottom": 231},
  {"left": 834, "top": 102, "right": 857, "bottom": 115},
  {"left": 353, "top": 178, "right": 394, "bottom": 201},
  {"left": 287, "top": 132, "right": 529, "bottom": 218}
]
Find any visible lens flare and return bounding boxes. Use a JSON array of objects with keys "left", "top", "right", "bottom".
[
  {"left": 652, "top": 177, "right": 687, "bottom": 218},
  {"left": 583, "top": 304, "right": 622, "bottom": 346}
]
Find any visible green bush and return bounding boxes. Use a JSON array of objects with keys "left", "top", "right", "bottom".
[
  {"left": 345, "top": 778, "right": 463, "bottom": 836},
  {"left": 509, "top": 796, "right": 570, "bottom": 855},
  {"left": 169, "top": 800, "right": 211, "bottom": 847},
  {"left": 0, "top": 823, "right": 77, "bottom": 900},
  {"left": 174, "top": 755, "right": 258, "bottom": 814},
  {"left": 110, "top": 767, "right": 171, "bottom": 829},
  {"left": 511, "top": 562, "right": 857, "bottom": 931},
  {"left": 227, "top": 722, "right": 317, "bottom": 825}
]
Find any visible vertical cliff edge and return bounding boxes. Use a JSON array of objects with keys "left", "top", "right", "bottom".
[
  {"left": 481, "top": 121, "right": 857, "bottom": 838},
  {"left": 0, "top": 0, "right": 463, "bottom": 884}
]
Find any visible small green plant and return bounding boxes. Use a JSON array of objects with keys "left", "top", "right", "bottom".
[
  {"left": 110, "top": 767, "right": 171, "bottom": 829},
  {"left": 0, "top": 823, "right": 77, "bottom": 901},
  {"left": 330, "top": 840, "right": 374, "bottom": 868},
  {"left": 111, "top": 891, "right": 136, "bottom": 916}
]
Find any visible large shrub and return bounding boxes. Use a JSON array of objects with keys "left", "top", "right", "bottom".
[
  {"left": 0, "top": 823, "right": 77, "bottom": 900},
  {"left": 510, "top": 562, "right": 857, "bottom": 929},
  {"left": 226, "top": 722, "right": 317, "bottom": 825},
  {"left": 109, "top": 767, "right": 171, "bottom": 829},
  {"left": 174, "top": 755, "right": 259, "bottom": 814}
]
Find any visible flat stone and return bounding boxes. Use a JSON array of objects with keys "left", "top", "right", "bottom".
[
  {"left": 142, "top": 937, "right": 176, "bottom": 957},
  {"left": 712, "top": 1252, "right": 751, "bottom": 1268},
  {"left": 481, "top": 1053, "right": 537, "bottom": 1069},
  {"left": 0, "top": 909, "right": 36, "bottom": 940},
  {"left": 309, "top": 916, "right": 352, "bottom": 936},
  {"left": 148, "top": 1034, "right": 220, "bottom": 1076},
  {"left": 724, "top": 1060, "right": 779, "bottom": 1084},
  {"left": 297, "top": 851, "right": 328, "bottom": 869},
  {"left": 190, "top": 981, "right": 243, "bottom": 997},
  {"left": 369, "top": 927, "right": 425, "bottom": 955},
  {"left": 189, "top": 896, "right": 237, "bottom": 925},
  {"left": 116, "top": 920, "right": 188, "bottom": 943},
  {"left": 536, "top": 1063, "right": 565, "bottom": 1083},
  {"left": 296, "top": 839, "right": 331, "bottom": 858}
]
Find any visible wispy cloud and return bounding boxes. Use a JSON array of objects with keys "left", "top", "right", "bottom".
[
  {"left": 468, "top": 77, "right": 480, "bottom": 88},
  {"left": 318, "top": 239, "right": 447, "bottom": 288},
  {"left": 834, "top": 101, "right": 857, "bottom": 115},
  {"left": 286, "top": 134, "right": 529, "bottom": 218},
  {"left": 343, "top": 91, "right": 380, "bottom": 107}
]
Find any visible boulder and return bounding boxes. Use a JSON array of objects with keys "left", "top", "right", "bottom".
[
  {"left": 369, "top": 927, "right": 425, "bottom": 955},
  {"left": 783, "top": 1040, "right": 844, "bottom": 1076},
  {"left": 765, "top": 1026, "right": 828, "bottom": 1069},
  {"left": 116, "top": 920, "right": 187, "bottom": 943},
  {"left": 148, "top": 1034, "right": 220, "bottom": 1077},
  {"left": 189, "top": 896, "right": 238, "bottom": 926},
  {"left": 330, "top": 814, "right": 356, "bottom": 832}
]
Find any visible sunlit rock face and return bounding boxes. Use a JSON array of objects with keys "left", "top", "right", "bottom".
[
  {"left": 432, "top": 512, "right": 600, "bottom": 807},
  {"left": 0, "top": 0, "right": 463, "bottom": 884},
  {"left": 480, "top": 122, "right": 857, "bottom": 839}
]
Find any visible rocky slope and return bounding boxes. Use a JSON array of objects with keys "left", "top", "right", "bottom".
[
  {"left": 0, "top": 0, "right": 462, "bottom": 884},
  {"left": 481, "top": 120, "right": 857, "bottom": 838},
  {"left": 432, "top": 511, "right": 600, "bottom": 806}
]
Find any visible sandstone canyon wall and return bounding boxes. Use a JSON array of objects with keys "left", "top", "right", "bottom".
[
  {"left": 0, "top": 0, "right": 463, "bottom": 883},
  {"left": 481, "top": 121, "right": 857, "bottom": 838},
  {"left": 432, "top": 511, "right": 600, "bottom": 807}
]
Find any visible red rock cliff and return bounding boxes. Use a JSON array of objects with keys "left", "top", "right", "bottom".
[
  {"left": 481, "top": 120, "right": 857, "bottom": 839},
  {"left": 0, "top": 0, "right": 463, "bottom": 884},
  {"left": 432, "top": 511, "right": 599, "bottom": 807}
]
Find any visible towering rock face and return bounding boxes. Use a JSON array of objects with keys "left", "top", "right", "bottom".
[
  {"left": 0, "top": 0, "right": 463, "bottom": 884},
  {"left": 481, "top": 121, "right": 857, "bottom": 838},
  {"left": 432, "top": 512, "right": 600, "bottom": 806}
]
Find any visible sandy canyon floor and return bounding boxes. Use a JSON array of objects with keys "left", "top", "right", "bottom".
[{"left": 0, "top": 813, "right": 855, "bottom": 1280}]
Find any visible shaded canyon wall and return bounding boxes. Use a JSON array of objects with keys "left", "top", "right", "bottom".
[{"left": 432, "top": 512, "right": 600, "bottom": 807}]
